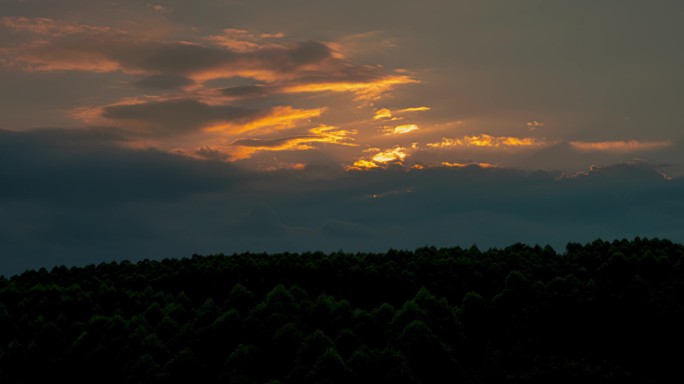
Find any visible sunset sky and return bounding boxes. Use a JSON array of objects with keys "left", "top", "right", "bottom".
[{"left": 2, "top": 0, "right": 684, "bottom": 274}]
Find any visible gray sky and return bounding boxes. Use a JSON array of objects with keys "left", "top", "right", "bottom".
[{"left": 1, "top": 0, "right": 683, "bottom": 275}]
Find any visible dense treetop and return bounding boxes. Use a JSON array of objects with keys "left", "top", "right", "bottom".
[{"left": 1, "top": 237, "right": 683, "bottom": 383}]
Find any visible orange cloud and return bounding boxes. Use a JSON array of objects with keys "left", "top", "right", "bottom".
[
  {"left": 427, "top": 134, "right": 547, "bottom": 149},
  {"left": 205, "top": 106, "right": 324, "bottom": 135},
  {"left": 568, "top": 140, "right": 672, "bottom": 152},
  {"left": 281, "top": 74, "right": 417, "bottom": 100},
  {"left": 260, "top": 32, "right": 286, "bottom": 39},
  {"left": 227, "top": 125, "right": 357, "bottom": 160},
  {"left": 0, "top": 17, "right": 115, "bottom": 36},
  {"left": 9, "top": 39, "right": 124, "bottom": 73},
  {"left": 3, "top": 21, "right": 418, "bottom": 109},
  {"left": 205, "top": 28, "right": 281, "bottom": 52}
]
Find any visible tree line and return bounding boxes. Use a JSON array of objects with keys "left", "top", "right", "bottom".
[{"left": 0, "top": 237, "right": 683, "bottom": 383}]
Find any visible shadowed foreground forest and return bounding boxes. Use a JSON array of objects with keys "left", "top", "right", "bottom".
[{"left": 1, "top": 238, "right": 683, "bottom": 383}]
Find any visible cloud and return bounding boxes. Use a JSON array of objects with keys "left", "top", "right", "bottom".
[
  {"left": 2, "top": 126, "right": 684, "bottom": 276},
  {"left": 99, "top": 99, "right": 259, "bottom": 135},
  {"left": 148, "top": 4, "right": 171, "bottom": 14},
  {"left": 526, "top": 120, "right": 544, "bottom": 131},
  {"left": 372, "top": 147, "right": 408, "bottom": 163},
  {"left": 81, "top": 99, "right": 324, "bottom": 139},
  {"left": 133, "top": 74, "right": 195, "bottom": 90},
  {"left": 0, "top": 127, "right": 242, "bottom": 203},
  {"left": 0, "top": 16, "right": 115, "bottom": 36},
  {"left": 374, "top": 108, "right": 393, "bottom": 120},
  {"left": 397, "top": 106, "right": 430, "bottom": 113},
  {"left": 220, "top": 85, "right": 276, "bottom": 99},
  {"left": 568, "top": 140, "right": 672, "bottom": 152},
  {"left": 2, "top": 22, "right": 415, "bottom": 99},
  {"left": 348, "top": 146, "right": 409, "bottom": 170},
  {"left": 1, "top": 18, "right": 422, "bottom": 166},
  {"left": 347, "top": 159, "right": 380, "bottom": 170},
  {"left": 558, "top": 161, "right": 672, "bottom": 183},
  {"left": 205, "top": 28, "right": 285, "bottom": 52},
  {"left": 278, "top": 74, "right": 417, "bottom": 100},
  {"left": 227, "top": 125, "right": 357, "bottom": 160},
  {"left": 74, "top": 98, "right": 335, "bottom": 160},
  {"left": 209, "top": 106, "right": 325, "bottom": 135},
  {"left": 373, "top": 106, "right": 430, "bottom": 120},
  {"left": 386, "top": 124, "right": 418, "bottom": 134},
  {"left": 195, "top": 146, "right": 230, "bottom": 161},
  {"left": 441, "top": 161, "right": 497, "bottom": 169},
  {"left": 426, "top": 134, "right": 548, "bottom": 149}
]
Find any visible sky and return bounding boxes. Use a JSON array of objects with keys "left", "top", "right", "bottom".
[{"left": 2, "top": 0, "right": 684, "bottom": 275}]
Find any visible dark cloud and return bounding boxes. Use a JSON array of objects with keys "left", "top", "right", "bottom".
[
  {"left": 195, "top": 146, "right": 230, "bottom": 160},
  {"left": 0, "top": 128, "right": 243, "bottom": 203},
  {"left": 134, "top": 74, "right": 196, "bottom": 90},
  {"left": 231, "top": 136, "right": 311, "bottom": 147},
  {"left": 1, "top": 131, "right": 683, "bottom": 276},
  {"left": 261, "top": 40, "right": 332, "bottom": 71},
  {"left": 11, "top": 35, "right": 352, "bottom": 81},
  {"left": 220, "top": 85, "right": 277, "bottom": 99},
  {"left": 101, "top": 99, "right": 258, "bottom": 135},
  {"left": 118, "top": 40, "right": 237, "bottom": 75}
]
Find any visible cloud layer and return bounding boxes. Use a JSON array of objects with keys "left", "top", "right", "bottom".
[{"left": 1, "top": 128, "right": 683, "bottom": 276}]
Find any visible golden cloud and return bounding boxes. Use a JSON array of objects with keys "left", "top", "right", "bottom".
[
  {"left": 347, "top": 159, "right": 380, "bottom": 170},
  {"left": 427, "top": 134, "right": 547, "bottom": 149},
  {"left": 373, "top": 108, "right": 393, "bottom": 120},
  {"left": 206, "top": 106, "right": 325, "bottom": 135},
  {"left": 281, "top": 74, "right": 417, "bottom": 100},
  {"left": 373, "top": 106, "right": 430, "bottom": 120},
  {"left": 346, "top": 146, "right": 409, "bottom": 171},
  {"left": 397, "top": 106, "right": 430, "bottom": 113},
  {"left": 385, "top": 124, "right": 418, "bottom": 134},
  {"left": 227, "top": 125, "right": 357, "bottom": 160},
  {"left": 372, "top": 147, "right": 408, "bottom": 163}
]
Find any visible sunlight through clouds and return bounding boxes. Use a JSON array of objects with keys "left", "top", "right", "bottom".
[{"left": 426, "top": 134, "right": 547, "bottom": 149}]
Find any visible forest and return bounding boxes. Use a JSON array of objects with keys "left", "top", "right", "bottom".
[{"left": 0, "top": 237, "right": 683, "bottom": 383}]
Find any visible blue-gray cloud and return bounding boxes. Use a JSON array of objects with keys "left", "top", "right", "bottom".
[{"left": 1, "top": 128, "right": 683, "bottom": 276}]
